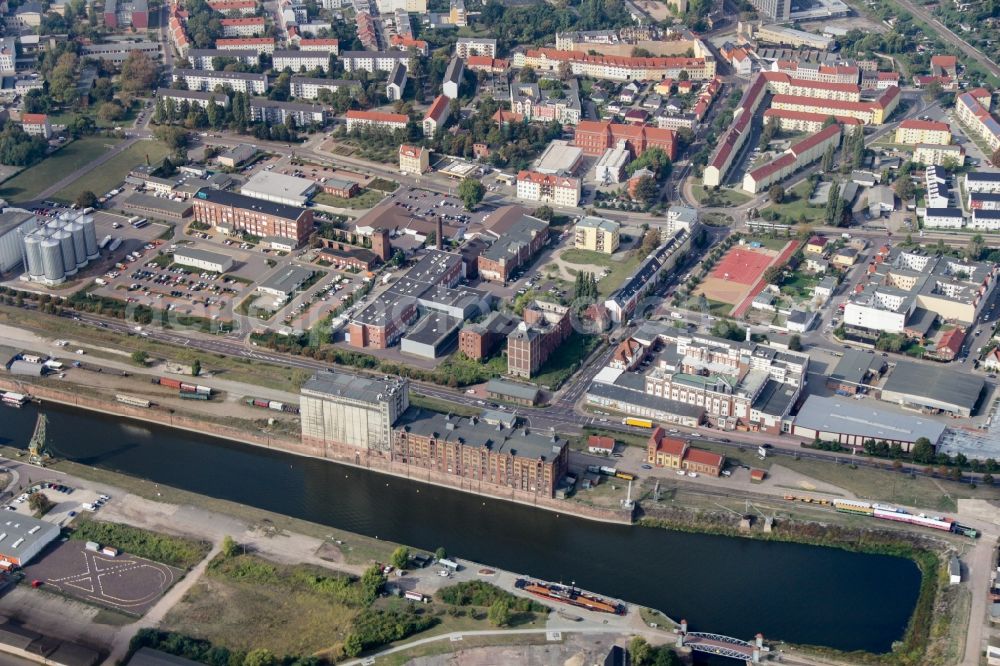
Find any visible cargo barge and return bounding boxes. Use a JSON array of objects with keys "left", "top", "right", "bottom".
[{"left": 515, "top": 579, "right": 626, "bottom": 615}]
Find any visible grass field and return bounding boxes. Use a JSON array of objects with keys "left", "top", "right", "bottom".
[
  {"left": 314, "top": 189, "right": 386, "bottom": 210},
  {"left": 764, "top": 181, "right": 823, "bottom": 225},
  {"left": 0, "top": 137, "right": 122, "bottom": 202},
  {"left": 55, "top": 139, "right": 172, "bottom": 203},
  {"left": 559, "top": 248, "right": 615, "bottom": 267},
  {"left": 531, "top": 332, "right": 602, "bottom": 389},
  {"left": 692, "top": 184, "right": 752, "bottom": 207},
  {"left": 597, "top": 253, "right": 643, "bottom": 297}
]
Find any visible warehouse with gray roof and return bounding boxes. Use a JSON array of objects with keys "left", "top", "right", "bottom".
[
  {"left": 879, "top": 361, "right": 984, "bottom": 418},
  {"left": 792, "top": 394, "right": 947, "bottom": 451}
]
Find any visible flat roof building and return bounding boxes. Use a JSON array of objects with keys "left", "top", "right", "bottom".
[
  {"left": 0, "top": 515, "right": 60, "bottom": 566},
  {"left": 192, "top": 188, "right": 314, "bottom": 245},
  {"left": 256, "top": 265, "right": 314, "bottom": 299},
  {"left": 792, "top": 394, "right": 946, "bottom": 451},
  {"left": 485, "top": 378, "right": 541, "bottom": 406},
  {"left": 173, "top": 247, "right": 234, "bottom": 273},
  {"left": 400, "top": 311, "right": 462, "bottom": 359},
  {"left": 241, "top": 171, "right": 318, "bottom": 207},
  {"left": 880, "top": 361, "right": 984, "bottom": 417}
]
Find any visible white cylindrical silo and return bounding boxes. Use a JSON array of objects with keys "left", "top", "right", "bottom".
[
  {"left": 53, "top": 230, "right": 77, "bottom": 277},
  {"left": 66, "top": 221, "right": 87, "bottom": 268},
  {"left": 41, "top": 238, "right": 65, "bottom": 283},
  {"left": 80, "top": 215, "right": 98, "bottom": 258},
  {"left": 23, "top": 233, "right": 43, "bottom": 278}
]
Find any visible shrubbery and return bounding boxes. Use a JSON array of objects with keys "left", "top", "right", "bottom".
[
  {"left": 437, "top": 581, "right": 545, "bottom": 613},
  {"left": 70, "top": 519, "right": 210, "bottom": 569},
  {"left": 343, "top": 607, "right": 438, "bottom": 657}
]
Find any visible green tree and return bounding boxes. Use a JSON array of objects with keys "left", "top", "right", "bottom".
[
  {"left": 360, "top": 565, "right": 386, "bottom": 603},
  {"left": 629, "top": 637, "right": 653, "bottom": 666},
  {"left": 343, "top": 634, "right": 364, "bottom": 658},
  {"left": 487, "top": 599, "right": 511, "bottom": 627},
  {"left": 221, "top": 535, "right": 238, "bottom": 558},
  {"left": 788, "top": 334, "right": 803, "bottom": 351},
  {"left": 435, "top": 546, "right": 447, "bottom": 560},
  {"left": 633, "top": 175, "right": 659, "bottom": 203},
  {"left": 458, "top": 177, "right": 485, "bottom": 211},
  {"left": 390, "top": 546, "right": 409, "bottom": 569},
  {"left": 191, "top": 359, "right": 201, "bottom": 376},
  {"left": 821, "top": 144, "right": 835, "bottom": 173},
  {"left": 120, "top": 50, "right": 160, "bottom": 93},
  {"left": 28, "top": 493, "right": 53, "bottom": 516},
  {"left": 75, "top": 190, "right": 98, "bottom": 209},
  {"left": 242, "top": 649, "right": 276, "bottom": 666},
  {"left": 768, "top": 184, "right": 785, "bottom": 204},
  {"left": 762, "top": 265, "right": 782, "bottom": 284},
  {"left": 966, "top": 234, "right": 985, "bottom": 261},
  {"left": 912, "top": 437, "right": 935, "bottom": 464},
  {"left": 532, "top": 205, "right": 554, "bottom": 221},
  {"left": 130, "top": 350, "right": 149, "bottom": 366}
]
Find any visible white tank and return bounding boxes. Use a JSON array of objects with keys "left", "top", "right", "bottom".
[
  {"left": 80, "top": 215, "right": 98, "bottom": 258},
  {"left": 66, "top": 221, "right": 87, "bottom": 267},
  {"left": 53, "top": 230, "right": 77, "bottom": 277},
  {"left": 40, "top": 238, "right": 65, "bottom": 282},
  {"left": 23, "top": 234, "right": 43, "bottom": 278}
]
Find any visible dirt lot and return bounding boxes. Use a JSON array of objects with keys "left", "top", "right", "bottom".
[{"left": 23, "top": 540, "right": 180, "bottom": 616}]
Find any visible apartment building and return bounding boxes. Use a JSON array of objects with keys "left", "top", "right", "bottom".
[
  {"left": 770, "top": 86, "right": 900, "bottom": 125},
  {"left": 459, "top": 311, "right": 519, "bottom": 360},
  {"left": 208, "top": 0, "right": 257, "bottom": 14},
  {"left": 749, "top": 0, "right": 790, "bottom": 21},
  {"left": 763, "top": 108, "right": 862, "bottom": 133},
  {"left": 392, "top": 409, "right": 568, "bottom": 497},
  {"left": 187, "top": 48, "right": 259, "bottom": 69},
  {"left": 762, "top": 73, "right": 861, "bottom": 102},
  {"left": 443, "top": 57, "right": 464, "bottom": 99},
  {"left": 339, "top": 50, "right": 410, "bottom": 73},
  {"left": 300, "top": 370, "right": 410, "bottom": 457},
  {"left": 422, "top": 94, "right": 450, "bottom": 135},
  {"left": 173, "top": 69, "right": 268, "bottom": 94},
  {"left": 703, "top": 72, "right": 769, "bottom": 187},
  {"left": 844, "top": 248, "right": 998, "bottom": 335},
  {"left": 191, "top": 189, "right": 314, "bottom": 245},
  {"left": 249, "top": 98, "right": 327, "bottom": 125},
  {"left": 573, "top": 120, "right": 676, "bottom": 160},
  {"left": 345, "top": 109, "right": 408, "bottom": 132},
  {"left": 955, "top": 89, "right": 1000, "bottom": 152},
  {"left": 743, "top": 123, "right": 842, "bottom": 194},
  {"left": 477, "top": 206, "right": 550, "bottom": 284},
  {"left": 574, "top": 215, "right": 620, "bottom": 254},
  {"left": 507, "top": 300, "right": 571, "bottom": 378},
  {"left": 215, "top": 37, "right": 275, "bottom": 54},
  {"left": 104, "top": 0, "right": 148, "bottom": 29},
  {"left": 770, "top": 60, "right": 859, "bottom": 84},
  {"left": 272, "top": 50, "right": 329, "bottom": 72},
  {"left": 509, "top": 79, "right": 582, "bottom": 126},
  {"left": 156, "top": 88, "right": 229, "bottom": 109},
  {"left": 515, "top": 48, "right": 716, "bottom": 82},
  {"left": 20, "top": 113, "right": 50, "bottom": 139},
  {"left": 298, "top": 38, "right": 339, "bottom": 55},
  {"left": 515, "top": 171, "right": 581, "bottom": 207},
  {"left": 966, "top": 171, "right": 1000, "bottom": 194},
  {"left": 220, "top": 16, "right": 265, "bottom": 36},
  {"left": 289, "top": 75, "right": 359, "bottom": 100},
  {"left": 455, "top": 37, "right": 496, "bottom": 58},
  {"left": 913, "top": 143, "right": 964, "bottom": 167},
  {"left": 894, "top": 119, "right": 951, "bottom": 145},
  {"left": 643, "top": 331, "right": 809, "bottom": 432},
  {"left": 604, "top": 228, "right": 691, "bottom": 322},
  {"left": 399, "top": 144, "right": 430, "bottom": 174}
]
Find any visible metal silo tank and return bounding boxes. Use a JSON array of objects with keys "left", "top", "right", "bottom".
[
  {"left": 80, "top": 215, "right": 98, "bottom": 258},
  {"left": 41, "top": 238, "right": 65, "bottom": 282},
  {"left": 66, "top": 221, "right": 87, "bottom": 267},
  {"left": 53, "top": 230, "right": 77, "bottom": 276},
  {"left": 23, "top": 233, "right": 43, "bottom": 278}
]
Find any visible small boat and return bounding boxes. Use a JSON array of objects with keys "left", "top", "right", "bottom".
[{"left": 1, "top": 392, "right": 27, "bottom": 407}]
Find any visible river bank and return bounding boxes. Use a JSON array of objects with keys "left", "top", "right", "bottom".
[
  {"left": 0, "top": 375, "right": 633, "bottom": 526},
  {"left": 638, "top": 504, "right": 960, "bottom": 666}
]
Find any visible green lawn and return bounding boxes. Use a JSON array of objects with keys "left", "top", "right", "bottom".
[
  {"left": 597, "top": 253, "right": 643, "bottom": 298},
  {"left": 314, "top": 188, "right": 386, "bottom": 209},
  {"left": 763, "top": 181, "right": 823, "bottom": 225},
  {"left": 531, "top": 332, "right": 601, "bottom": 389},
  {"left": 55, "top": 139, "right": 172, "bottom": 203},
  {"left": 0, "top": 137, "right": 122, "bottom": 202},
  {"left": 780, "top": 271, "right": 820, "bottom": 299},
  {"left": 560, "top": 248, "right": 615, "bottom": 267},
  {"left": 692, "top": 184, "right": 752, "bottom": 207}
]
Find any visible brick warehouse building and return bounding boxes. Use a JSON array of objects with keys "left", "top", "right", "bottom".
[
  {"left": 507, "top": 300, "right": 571, "bottom": 378},
  {"left": 192, "top": 189, "right": 313, "bottom": 245},
  {"left": 572, "top": 120, "right": 677, "bottom": 160},
  {"left": 392, "top": 409, "right": 569, "bottom": 497},
  {"left": 646, "top": 427, "right": 724, "bottom": 476}
]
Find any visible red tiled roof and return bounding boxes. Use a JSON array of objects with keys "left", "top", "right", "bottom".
[
  {"left": 346, "top": 110, "right": 408, "bottom": 124},
  {"left": 651, "top": 432, "right": 686, "bottom": 456},
  {"left": 683, "top": 447, "right": 723, "bottom": 468},
  {"left": 217, "top": 37, "right": 273, "bottom": 46},
  {"left": 808, "top": 236, "right": 828, "bottom": 246},
  {"left": 789, "top": 78, "right": 860, "bottom": 94},
  {"left": 299, "top": 38, "right": 339, "bottom": 46},
  {"left": 937, "top": 327, "right": 964, "bottom": 355},
  {"left": 587, "top": 435, "right": 615, "bottom": 450},
  {"left": 749, "top": 152, "right": 796, "bottom": 181},
  {"left": 516, "top": 170, "right": 578, "bottom": 187},
  {"left": 525, "top": 47, "right": 707, "bottom": 70},
  {"left": 21, "top": 113, "right": 47, "bottom": 124},
  {"left": 399, "top": 144, "right": 425, "bottom": 158},
  {"left": 763, "top": 108, "right": 862, "bottom": 126},
  {"left": 424, "top": 94, "right": 449, "bottom": 122},
  {"left": 898, "top": 119, "right": 950, "bottom": 132},
  {"left": 788, "top": 123, "right": 841, "bottom": 157},
  {"left": 220, "top": 16, "right": 264, "bottom": 24}
]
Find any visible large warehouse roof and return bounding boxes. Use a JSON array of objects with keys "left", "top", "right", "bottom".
[
  {"left": 794, "top": 395, "right": 946, "bottom": 443},
  {"left": 882, "top": 361, "right": 984, "bottom": 413}
]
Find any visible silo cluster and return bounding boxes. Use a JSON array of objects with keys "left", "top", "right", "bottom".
[{"left": 20, "top": 212, "right": 99, "bottom": 285}]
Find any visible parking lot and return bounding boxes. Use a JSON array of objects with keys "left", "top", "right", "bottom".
[{"left": 22, "top": 540, "right": 179, "bottom": 616}]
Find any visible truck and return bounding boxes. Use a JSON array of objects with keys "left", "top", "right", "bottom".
[{"left": 622, "top": 417, "right": 654, "bottom": 428}]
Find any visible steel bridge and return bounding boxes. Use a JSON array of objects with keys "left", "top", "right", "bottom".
[{"left": 682, "top": 632, "right": 757, "bottom": 662}]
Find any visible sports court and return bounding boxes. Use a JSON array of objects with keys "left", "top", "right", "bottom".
[
  {"left": 23, "top": 540, "right": 179, "bottom": 616},
  {"left": 697, "top": 246, "right": 780, "bottom": 306}
]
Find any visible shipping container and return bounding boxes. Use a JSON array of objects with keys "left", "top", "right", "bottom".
[
  {"left": 622, "top": 417, "right": 653, "bottom": 428},
  {"left": 252, "top": 398, "right": 270, "bottom": 408},
  {"left": 599, "top": 466, "right": 617, "bottom": 476},
  {"left": 195, "top": 385, "right": 212, "bottom": 396},
  {"left": 179, "top": 391, "right": 210, "bottom": 400},
  {"left": 154, "top": 377, "right": 184, "bottom": 389},
  {"left": 85, "top": 541, "right": 101, "bottom": 552},
  {"left": 268, "top": 401, "right": 284, "bottom": 411},
  {"left": 404, "top": 590, "right": 425, "bottom": 602}
]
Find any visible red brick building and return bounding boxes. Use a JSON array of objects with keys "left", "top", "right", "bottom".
[
  {"left": 477, "top": 206, "right": 549, "bottom": 285},
  {"left": 459, "top": 311, "right": 519, "bottom": 360},
  {"left": 647, "top": 427, "right": 724, "bottom": 476},
  {"left": 507, "top": 300, "right": 571, "bottom": 378},
  {"left": 192, "top": 189, "right": 313, "bottom": 245},
  {"left": 572, "top": 120, "right": 677, "bottom": 160}
]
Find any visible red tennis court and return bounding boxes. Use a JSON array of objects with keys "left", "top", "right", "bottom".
[{"left": 709, "top": 248, "right": 776, "bottom": 285}]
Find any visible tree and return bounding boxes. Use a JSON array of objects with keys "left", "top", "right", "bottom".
[
  {"left": 28, "top": 493, "right": 53, "bottom": 516},
  {"left": 762, "top": 265, "right": 782, "bottom": 284},
  {"left": 519, "top": 66, "right": 537, "bottom": 83},
  {"left": 191, "top": 359, "right": 201, "bottom": 376},
  {"left": 487, "top": 599, "right": 511, "bottom": 627},
  {"left": 130, "top": 350, "right": 149, "bottom": 366},
  {"left": 532, "top": 205, "right": 554, "bottom": 221},
  {"left": 221, "top": 535, "right": 238, "bottom": 558},
  {"left": 75, "top": 191, "right": 98, "bottom": 209},
  {"left": 633, "top": 175, "right": 658, "bottom": 203},
  {"left": 893, "top": 174, "right": 915, "bottom": 202},
  {"left": 242, "top": 649, "right": 276, "bottom": 666},
  {"left": 768, "top": 184, "right": 785, "bottom": 204},
  {"left": 390, "top": 546, "right": 409, "bottom": 569},
  {"left": 434, "top": 546, "right": 447, "bottom": 560},
  {"left": 821, "top": 144, "right": 835, "bottom": 173},
  {"left": 458, "top": 177, "right": 485, "bottom": 211},
  {"left": 629, "top": 637, "right": 653, "bottom": 666},
  {"left": 153, "top": 125, "right": 191, "bottom": 156},
  {"left": 120, "top": 50, "right": 160, "bottom": 93},
  {"left": 788, "top": 334, "right": 803, "bottom": 351},
  {"left": 912, "top": 437, "right": 935, "bottom": 464},
  {"left": 965, "top": 233, "right": 985, "bottom": 261}
]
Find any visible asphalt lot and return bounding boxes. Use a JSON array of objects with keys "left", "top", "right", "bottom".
[{"left": 22, "top": 540, "right": 178, "bottom": 616}]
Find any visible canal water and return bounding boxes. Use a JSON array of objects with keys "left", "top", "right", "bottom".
[{"left": 2, "top": 404, "right": 921, "bottom": 654}]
